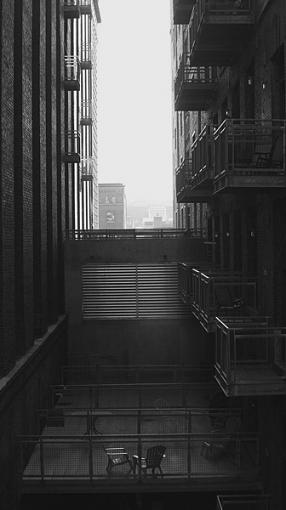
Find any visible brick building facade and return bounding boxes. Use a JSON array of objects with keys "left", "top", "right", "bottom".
[
  {"left": 0, "top": 1, "right": 100, "bottom": 507},
  {"left": 172, "top": 0, "right": 286, "bottom": 507},
  {"left": 98, "top": 183, "right": 127, "bottom": 229}
]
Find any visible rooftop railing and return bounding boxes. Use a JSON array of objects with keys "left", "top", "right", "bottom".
[
  {"left": 191, "top": 269, "right": 257, "bottom": 332},
  {"left": 20, "top": 432, "right": 259, "bottom": 483},
  {"left": 66, "top": 228, "right": 206, "bottom": 240},
  {"left": 213, "top": 119, "right": 286, "bottom": 192},
  {"left": 215, "top": 317, "right": 286, "bottom": 396},
  {"left": 217, "top": 494, "right": 271, "bottom": 510}
]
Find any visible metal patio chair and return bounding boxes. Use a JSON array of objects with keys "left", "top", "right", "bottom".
[
  {"left": 104, "top": 447, "right": 133, "bottom": 475},
  {"left": 132, "top": 445, "right": 166, "bottom": 478}
]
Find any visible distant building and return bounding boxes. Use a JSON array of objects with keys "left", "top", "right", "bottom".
[
  {"left": 127, "top": 203, "right": 174, "bottom": 228},
  {"left": 99, "top": 183, "right": 127, "bottom": 229}
]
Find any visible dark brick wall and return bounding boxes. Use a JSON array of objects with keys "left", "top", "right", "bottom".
[
  {"left": 0, "top": 318, "right": 67, "bottom": 510},
  {"left": 22, "top": 0, "right": 34, "bottom": 350},
  {"left": 1, "top": 0, "right": 16, "bottom": 372},
  {"left": 57, "top": 0, "right": 66, "bottom": 314},
  {"left": 0, "top": 0, "right": 68, "bottom": 507}
]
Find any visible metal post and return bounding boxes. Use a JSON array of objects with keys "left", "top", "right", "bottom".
[
  {"left": 89, "top": 435, "right": 93, "bottom": 481},
  {"left": 39, "top": 438, "right": 44, "bottom": 482},
  {"left": 187, "top": 433, "right": 191, "bottom": 480},
  {"left": 138, "top": 436, "right": 142, "bottom": 483},
  {"left": 138, "top": 386, "right": 142, "bottom": 408}
]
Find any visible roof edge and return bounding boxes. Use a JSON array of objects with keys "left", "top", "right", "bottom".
[{"left": 93, "top": 0, "right": 101, "bottom": 23}]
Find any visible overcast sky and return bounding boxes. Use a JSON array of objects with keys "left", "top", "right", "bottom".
[{"left": 97, "top": 0, "right": 173, "bottom": 206}]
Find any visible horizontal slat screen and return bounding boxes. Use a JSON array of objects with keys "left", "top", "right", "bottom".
[{"left": 82, "top": 264, "right": 191, "bottom": 320}]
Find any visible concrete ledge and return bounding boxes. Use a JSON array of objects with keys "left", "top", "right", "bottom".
[{"left": 0, "top": 315, "right": 67, "bottom": 413}]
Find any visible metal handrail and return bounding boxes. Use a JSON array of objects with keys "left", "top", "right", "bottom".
[
  {"left": 64, "top": 55, "right": 80, "bottom": 81},
  {"left": 217, "top": 494, "right": 270, "bottom": 510},
  {"left": 214, "top": 118, "right": 286, "bottom": 178},
  {"left": 19, "top": 431, "right": 260, "bottom": 482},
  {"left": 175, "top": 56, "right": 217, "bottom": 99},
  {"left": 66, "top": 228, "right": 206, "bottom": 240}
]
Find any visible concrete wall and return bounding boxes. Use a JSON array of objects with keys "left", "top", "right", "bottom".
[
  {"left": 65, "top": 238, "right": 210, "bottom": 364},
  {"left": 67, "top": 317, "right": 212, "bottom": 367},
  {"left": 65, "top": 237, "right": 207, "bottom": 266}
]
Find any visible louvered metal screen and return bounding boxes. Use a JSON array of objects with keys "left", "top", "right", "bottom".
[{"left": 82, "top": 264, "right": 191, "bottom": 320}]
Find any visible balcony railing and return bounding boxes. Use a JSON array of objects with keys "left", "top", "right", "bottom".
[
  {"left": 215, "top": 317, "right": 286, "bottom": 396},
  {"left": 191, "top": 269, "right": 257, "bottom": 332},
  {"left": 81, "top": 43, "right": 92, "bottom": 66},
  {"left": 176, "top": 159, "right": 193, "bottom": 201},
  {"left": 217, "top": 494, "right": 271, "bottom": 510},
  {"left": 191, "top": 125, "right": 214, "bottom": 191},
  {"left": 174, "top": 57, "right": 217, "bottom": 111},
  {"left": 64, "top": 130, "right": 80, "bottom": 163},
  {"left": 38, "top": 406, "right": 242, "bottom": 435},
  {"left": 189, "top": 0, "right": 254, "bottom": 65},
  {"left": 80, "top": 100, "right": 92, "bottom": 122},
  {"left": 66, "top": 228, "right": 206, "bottom": 240},
  {"left": 178, "top": 263, "right": 195, "bottom": 303},
  {"left": 213, "top": 119, "right": 286, "bottom": 192},
  {"left": 81, "top": 157, "right": 95, "bottom": 180},
  {"left": 60, "top": 363, "right": 213, "bottom": 385},
  {"left": 20, "top": 432, "right": 259, "bottom": 486},
  {"left": 173, "top": 0, "right": 196, "bottom": 25},
  {"left": 50, "top": 382, "right": 216, "bottom": 409},
  {"left": 64, "top": 56, "right": 80, "bottom": 90},
  {"left": 79, "top": 0, "right": 92, "bottom": 14},
  {"left": 64, "top": 0, "right": 80, "bottom": 18}
]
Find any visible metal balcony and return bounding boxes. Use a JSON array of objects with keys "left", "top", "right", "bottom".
[
  {"left": 217, "top": 495, "right": 270, "bottom": 510},
  {"left": 80, "top": 0, "right": 92, "bottom": 15},
  {"left": 64, "top": 130, "right": 80, "bottom": 163},
  {"left": 213, "top": 119, "right": 286, "bottom": 193},
  {"left": 173, "top": 0, "right": 196, "bottom": 25},
  {"left": 175, "top": 58, "right": 217, "bottom": 111},
  {"left": 81, "top": 157, "right": 94, "bottom": 181},
  {"left": 178, "top": 263, "right": 195, "bottom": 304},
  {"left": 81, "top": 43, "right": 92, "bottom": 68},
  {"left": 189, "top": 0, "right": 254, "bottom": 65},
  {"left": 20, "top": 430, "right": 260, "bottom": 490},
  {"left": 80, "top": 101, "right": 92, "bottom": 124},
  {"left": 64, "top": 56, "right": 80, "bottom": 91},
  {"left": 215, "top": 317, "right": 286, "bottom": 396},
  {"left": 64, "top": 0, "right": 80, "bottom": 18},
  {"left": 191, "top": 269, "right": 257, "bottom": 332},
  {"left": 20, "top": 383, "right": 260, "bottom": 491},
  {"left": 191, "top": 125, "right": 214, "bottom": 194},
  {"left": 176, "top": 159, "right": 211, "bottom": 202}
]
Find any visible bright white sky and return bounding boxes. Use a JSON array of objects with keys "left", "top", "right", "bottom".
[{"left": 97, "top": 0, "right": 173, "bottom": 206}]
